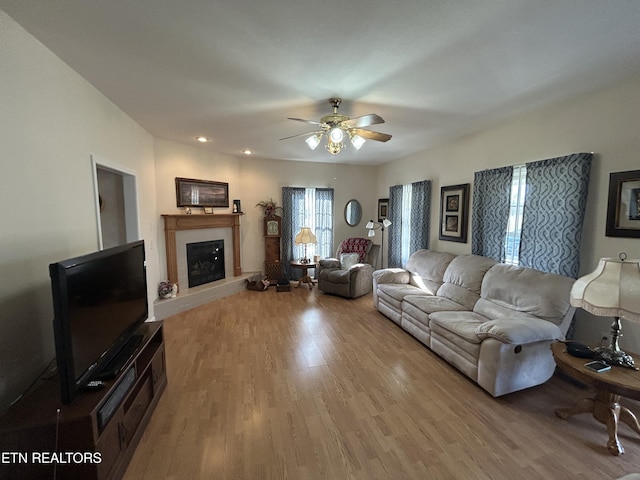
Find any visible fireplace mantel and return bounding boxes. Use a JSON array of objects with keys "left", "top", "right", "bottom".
[{"left": 162, "top": 213, "right": 243, "bottom": 287}]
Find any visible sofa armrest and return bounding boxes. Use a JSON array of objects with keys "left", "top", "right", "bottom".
[
  {"left": 372, "top": 268, "right": 410, "bottom": 285},
  {"left": 476, "top": 318, "right": 563, "bottom": 345}
]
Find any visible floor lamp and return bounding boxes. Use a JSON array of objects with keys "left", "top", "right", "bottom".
[{"left": 366, "top": 218, "right": 391, "bottom": 268}]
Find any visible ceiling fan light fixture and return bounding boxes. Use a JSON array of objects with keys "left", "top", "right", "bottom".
[
  {"left": 329, "top": 127, "right": 344, "bottom": 143},
  {"left": 326, "top": 139, "right": 342, "bottom": 155},
  {"left": 305, "top": 134, "right": 321, "bottom": 150},
  {"left": 350, "top": 134, "right": 365, "bottom": 150}
]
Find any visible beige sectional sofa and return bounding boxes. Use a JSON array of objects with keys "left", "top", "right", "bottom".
[{"left": 373, "top": 249, "right": 576, "bottom": 396}]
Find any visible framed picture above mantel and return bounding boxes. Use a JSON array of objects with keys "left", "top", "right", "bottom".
[
  {"left": 175, "top": 177, "right": 229, "bottom": 208},
  {"left": 606, "top": 169, "right": 640, "bottom": 238}
]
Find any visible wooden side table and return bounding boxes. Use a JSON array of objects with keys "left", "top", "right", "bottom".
[
  {"left": 290, "top": 260, "right": 316, "bottom": 289},
  {"left": 551, "top": 342, "right": 640, "bottom": 455}
]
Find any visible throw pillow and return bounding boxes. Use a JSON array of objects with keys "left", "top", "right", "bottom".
[{"left": 340, "top": 253, "right": 360, "bottom": 270}]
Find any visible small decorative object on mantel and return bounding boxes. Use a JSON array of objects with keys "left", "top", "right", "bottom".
[
  {"left": 203, "top": 207, "right": 214, "bottom": 214},
  {"left": 158, "top": 281, "right": 177, "bottom": 299},
  {"left": 256, "top": 198, "right": 283, "bottom": 217},
  {"left": 184, "top": 207, "right": 192, "bottom": 215},
  {"left": 233, "top": 199, "right": 242, "bottom": 213}
]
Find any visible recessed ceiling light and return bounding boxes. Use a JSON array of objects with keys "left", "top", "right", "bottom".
[
  {"left": 241, "top": 149, "right": 253, "bottom": 155},
  {"left": 195, "top": 136, "right": 210, "bottom": 143}
]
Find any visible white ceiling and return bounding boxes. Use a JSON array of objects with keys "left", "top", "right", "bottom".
[{"left": 2, "top": 0, "right": 640, "bottom": 165}]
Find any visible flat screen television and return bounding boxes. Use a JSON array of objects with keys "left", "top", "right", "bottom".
[{"left": 49, "top": 240, "right": 148, "bottom": 404}]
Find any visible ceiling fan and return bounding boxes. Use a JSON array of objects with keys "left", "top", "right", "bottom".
[{"left": 280, "top": 98, "right": 392, "bottom": 155}]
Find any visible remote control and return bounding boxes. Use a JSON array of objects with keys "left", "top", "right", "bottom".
[{"left": 86, "top": 380, "right": 106, "bottom": 390}]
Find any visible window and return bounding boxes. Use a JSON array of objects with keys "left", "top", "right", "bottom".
[
  {"left": 504, "top": 165, "right": 526, "bottom": 265},
  {"left": 281, "top": 187, "right": 334, "bottom": 277}
]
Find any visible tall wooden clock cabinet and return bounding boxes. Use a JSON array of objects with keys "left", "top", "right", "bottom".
[{"left": 263, "top": 215, "right": 283, "bottom": 284}]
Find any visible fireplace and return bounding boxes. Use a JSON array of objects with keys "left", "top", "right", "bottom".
[{"left": 186, "top": 240, "right": 225, "bottom": 288}]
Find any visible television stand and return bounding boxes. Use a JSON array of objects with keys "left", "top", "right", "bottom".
[
  {"left": 0, "top": 321, "right": 167, "bottom": 480},
  {"left": 94, "top": 334, "right": 144, "bottom": 380}
]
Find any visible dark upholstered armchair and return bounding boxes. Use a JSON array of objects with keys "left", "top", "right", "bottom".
[{"left": 317, "top": 238, "right": 380, "bottom": 298}]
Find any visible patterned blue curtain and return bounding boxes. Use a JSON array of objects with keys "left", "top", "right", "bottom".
[
  {"left": 519, "top": 153, "right": 592, "bottom": 278},
  {"left": 471, "top": 167, "right": 513, "bottom": 261},
  {"left": 282, "top": 187, "right": 305, "bottom": 280},
  {"left": 387, "top": 180, "right": 431, "bottom": 268},
  {"left": 388, "top": 185, "right": 403, "bottom": 267},
  {"left": 315, "top": 188, "right": 334, "bottom": 260}
]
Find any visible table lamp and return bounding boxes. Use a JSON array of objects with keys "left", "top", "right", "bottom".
[
  {"left": 570, "top": 253, "right": 640, "bottom": 368},
  {"left": 294, "top": 227, "right": 317, "bottom": 263}
]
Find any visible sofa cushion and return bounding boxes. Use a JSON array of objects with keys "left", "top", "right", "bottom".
[
  {"left": 405, "top": 249, "right": 456, "bottom": 294},
  {"left": 429, "top": 311, "right": 487, "bottom": 344},
  {"left": 479, "top": 264, "right": 574, "bottom": 323},
  {"left": 476, "top": 318, "right": 563, "bottom": 344},
  {"left": 437, "top": 254, "right": 497, "bottom": 310},
  {"left": 377, "top": 283, "right": 427, "bottom": 302},
  {"left": 403, "top": 295, "right": 467, "bottom": 316},
  {"left": 324, "top": 269, "right": 351, "bottom": 284},
  {"left": 339, "top": 237, "right": 371, "bottom": 262}
]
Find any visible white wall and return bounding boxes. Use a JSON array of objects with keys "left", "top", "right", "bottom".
[
  {"left": 377, "top": 75, "right": 640, "bottom": 349},
  {"left": 0, "top": 11, "right": 158, "bottom": 412},
  {"left": 154, "top": 138, "right": 378, "bottom": 275}
]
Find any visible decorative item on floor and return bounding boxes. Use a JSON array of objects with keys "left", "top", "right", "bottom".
[
  {"left": 439, "top": 183, "right": 470, "bottom": 243},
  {"left": 366, "top": 218, "right": 391, "bottom": 267},
  {"left": 158, "top": 281, "right": 177, "bottom": 299},
  {"left": 276, "top": 278, "right": 291, "bottom": 292},
  {"left": 606, "top": 169, "right": 640, "bottom": 238},
  {"left": 294, "top": 227, "right": 317, "bottom": 263},
  {"left": 244, "top": 273, "right": 269, "bottom": 291},
  {"left": 256, "top": 198, "right": 283, "bottom": 217},
  {"left": 570, "top": 253, "right": 640, "bottom": 369},
  {"left": 233, "top": 199, "right": 242, "bottom": 213},
  {"left": 175, "top": 177, "right": 229, "bottom": 207}
]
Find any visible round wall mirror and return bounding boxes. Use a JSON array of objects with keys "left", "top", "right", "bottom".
[{"left": 344, "top": 199, "right": 362, "bottom": 226}]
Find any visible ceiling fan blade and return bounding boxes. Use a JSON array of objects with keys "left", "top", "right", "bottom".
[
  {"left": 352, "top": 128, "right": 392, "bottom": 142},
  {"left": 287, "top": 117, "right": 323, "bottom": 126},
  {"left": 279, "top": 130, "right": 322, "bottom": 141},
  {"left": 340, "top": 114, "right": 385, "bottom": 129}
]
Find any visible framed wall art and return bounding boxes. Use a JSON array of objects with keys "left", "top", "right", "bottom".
[
  {"left": 378, "top": 198, "right": 389, "bottom": 222},
  {"left": 175, "top": 177, "right": 229, "bottom": 208},
  {"left": 606, "top": 169, "right": 640, "bottom": 238},
  {"left": 439, "top": 183, "right": 470, "bottom": 243}
]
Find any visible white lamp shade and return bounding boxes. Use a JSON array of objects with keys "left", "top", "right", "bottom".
[
  {"left": 305, "top": 134, "right": 320, "bottom": 150},
  {"left": 382, "top": 218, "right": 392, "bottom": 228},
  {"left": 329, "top": 127, "right": 344, "bottom": 143},
  {"left": 294, "top": 227, "right": 317, "bottom": 245},
  {"left": 367, "top": 229, "right": 375, "bottom": 237},
  {"left": 350, "top": 135, "right": 365, "bottom": 150},
  {"left": 570, "top": 257, "right": 640, "bottom": 321},
  {"left": 365, "top": 220, "right": 374, "bottom": 229}
]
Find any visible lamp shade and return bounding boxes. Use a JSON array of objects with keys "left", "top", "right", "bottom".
[
  {"left": 294, "top": 227, "right": 317, "bottom": 245},
  {"left": 570, "top": 257, "right": 640, "bottom": 322}
]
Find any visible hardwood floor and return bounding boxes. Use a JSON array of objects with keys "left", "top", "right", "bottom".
[{"left": 124, "top": 287, "right": 640, "bottom": 479}]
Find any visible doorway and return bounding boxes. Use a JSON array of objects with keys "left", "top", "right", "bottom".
[{"left": 92, "top": 156, "right": 140, "bottom": 250}]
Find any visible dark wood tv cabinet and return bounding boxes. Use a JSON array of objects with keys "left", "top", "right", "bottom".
[{"left": 0, "top": 320, "right": 167, "bottom": 480}]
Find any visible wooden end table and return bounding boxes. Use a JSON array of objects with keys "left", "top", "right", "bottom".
[
  {"left": 290, "top": 260, "right": 316, "bottom": 289},
  {"left": 551, "top": 341, "right": 640, "bottom": 455}
]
